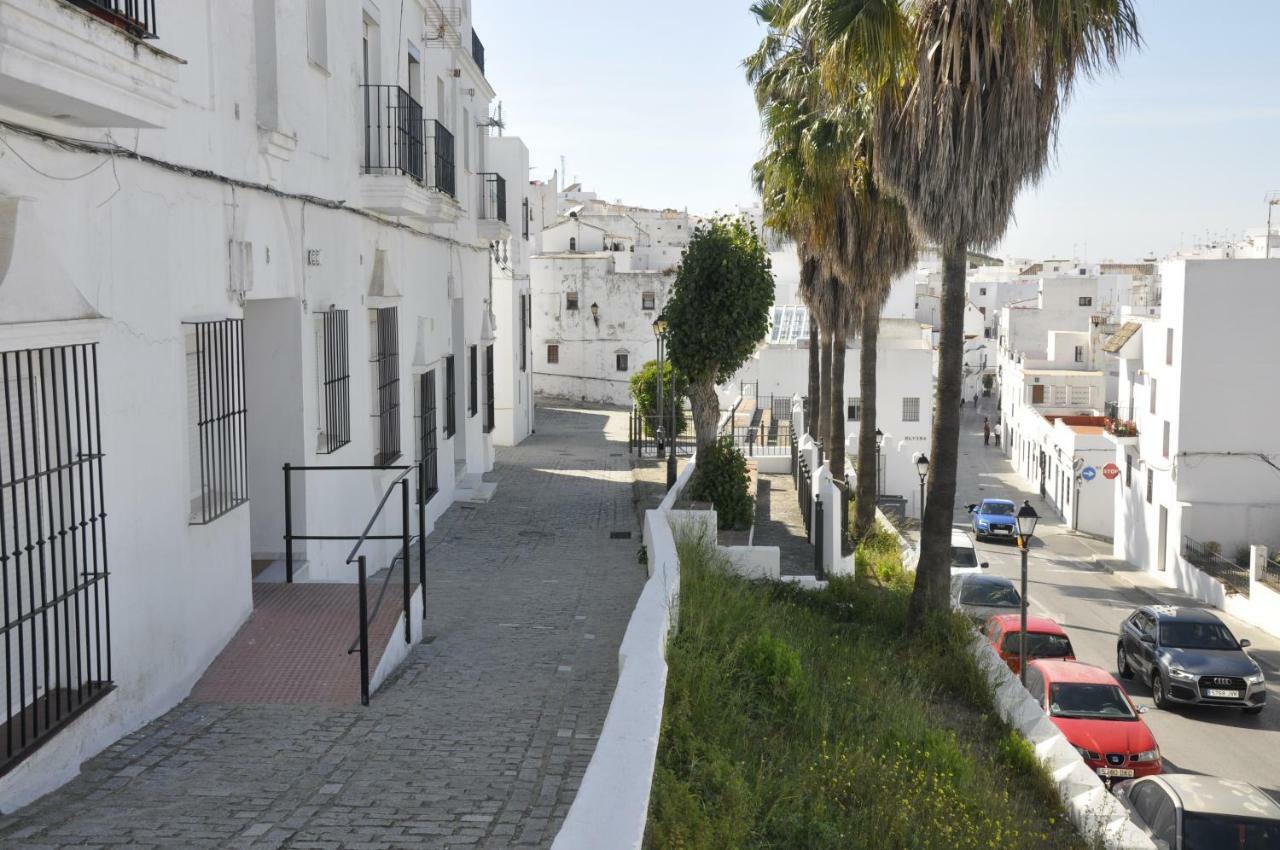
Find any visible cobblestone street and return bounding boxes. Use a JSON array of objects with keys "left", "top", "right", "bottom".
[{"left": 0, "top": 404, "right": 645, "bottom": 850}]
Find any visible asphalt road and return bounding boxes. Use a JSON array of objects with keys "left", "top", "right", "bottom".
[{"left": 951, "top": 401, "right": 1280, "bottom": 801}]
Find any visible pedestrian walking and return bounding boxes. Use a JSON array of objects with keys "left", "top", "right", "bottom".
[
  {"left": 973, "top": 392, "right": 979, "bottom": 408},
  {"left": 983, "top": 417, "right": 991, "bottom": 447}
]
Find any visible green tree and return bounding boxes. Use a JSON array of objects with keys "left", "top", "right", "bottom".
[
  {"left": 628, "top": 359, "right": 685, "bottom": 439},
  {"left": 815, "top": 0, "right": 1140, "bottom": 628},
  {"left": 665, "top": 218, "right": 774, "bottom": 451}
]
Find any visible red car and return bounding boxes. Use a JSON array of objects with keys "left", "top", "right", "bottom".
[
  {"left": 984, "top": 614, "right": 1076, "bottom": 675},
  {"left": 1024, "top": 659, "right": 1162, "bottom": 783}
]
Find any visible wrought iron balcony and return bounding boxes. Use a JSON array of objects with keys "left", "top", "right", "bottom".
[
  {"left": 479, "top": 173, "right": 506, "bottom": 223},
  {"left": 65, "top": 0, "right": 157, "bottom": 38},
  {"left": 361, "top": 84, "right": 426, "bottom": 184},
  {"left": 471, "top": 30, "right": 485, "bottom": 75},
  {"left": 431, "top": 120, "right": 456, "bottom": 198}
]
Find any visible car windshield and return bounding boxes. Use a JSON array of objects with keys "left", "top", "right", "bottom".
[
  {"left": 1048, "top": 683, "right": 1136, "bottom": 720},
  {"left": 1158, "top": 621, "right": 1239, "bottom": 650},
  {"left": 1002, "top": 632, "right": 1074, "bottom": 659},
  {"left": 1181, "top": 813, "right": 1280, "bottom": 850},
  {"left": 951, "top": 547, "right": 978, "bottom": 568},
  {"left": 960, "top": 583, "right": 1020, "bottom": 607},
  {"left": 982, "top": 502, "right": 1016, "bottom": 516}
]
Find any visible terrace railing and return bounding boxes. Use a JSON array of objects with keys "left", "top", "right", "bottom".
[
  {"left": 479, "top": 173, "right": 507, "bottom": 222},
  {"left": 68, "top": 0, "right": 157, "bottom": 38},
  {"left": 1261, "top": 554, "right": 1280, "bottom": 594},
  {"left": 1183, "top": 536, "right": 1250, "bottom": 597},
  {"left": 430, "top": 120, "right": 456, "bottom": 197},
  {"left": 362, "top": 85, "right": 425, "bottom": 184},
  {"left": 471, "top": 29, "right": 485, "bottom": 74}
]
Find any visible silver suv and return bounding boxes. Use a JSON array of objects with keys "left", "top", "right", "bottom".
[
  {"left": 1114, "top": 774, "right": 1280, "bottom": 850},
  {"left": 1116, "top": 605, "right": 1266, "bottom": 715}
]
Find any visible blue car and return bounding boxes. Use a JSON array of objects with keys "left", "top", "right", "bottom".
[{"left": 967, "top": 498, "right": 1018, "bottom": 542}]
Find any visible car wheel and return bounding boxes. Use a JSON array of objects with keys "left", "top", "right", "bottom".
[
  {"left": 1117, "top": 644, "right": 1133, "bottom": 679},
  {"left": 1243, "top": 705, "right": 1264, "bottom": 716},
  {"left": 1151, "top": 671, "right": 1166, "bottom": 709}
]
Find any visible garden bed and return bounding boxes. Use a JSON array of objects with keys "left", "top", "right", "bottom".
[{"left": 646, "top": 535, "right": 1084, "bottom": 850}]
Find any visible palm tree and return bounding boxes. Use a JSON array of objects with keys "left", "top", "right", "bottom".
[{"left": 818, "top": 0, "right": 1139, "bottom": 627}]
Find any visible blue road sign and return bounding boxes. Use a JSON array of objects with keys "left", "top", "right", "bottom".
[{"left": 1081, "top": 466, "right": 1097, "bottom": 482}]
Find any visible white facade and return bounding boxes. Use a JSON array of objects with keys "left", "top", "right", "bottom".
[
  {"left": 1108, "top": 259, "right": 1280, "bottom": 614},
  {"left": 0, "top": 0, "right": 525, "bottom": 807}
]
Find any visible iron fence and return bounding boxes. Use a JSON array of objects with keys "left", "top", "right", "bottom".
[
  {"left": 627, "top": 405, "right": 695, "bottom": 459},
  {"left": 372, "top": 308, "right": 401, "bottom": 467},
  {"left": 1261, "top": 555, "right": 1280, "bottom": 594},
  {"left": 797, "top": 455, "right": 812, "bottom": 535},
  {"left": 835, "top": 475, "right": 854, "bottom": 557},
  {"left": 416, "top": 372, "right": 438, "bottom": 505},
  {"left": 1, "top": 343, "right": 113, "bottom": 776},
  {"left": 429, "top": 120, "right": 456, "bottom": 197},
  {"left": 1183, "top": 536, "right": 1250, "bottom": 597},
  {"left": 318, "top": 309, "right": 351, "bottom": 454},
  {"left": 361, "top": 85, "right": 425, "bottom": 183},
  {"left": 70, "top": 0, "right": 157, "bottom": 38},
  {"left": 471, "top": 29, "right": 486, "bottom": 74},
  {"left": 483, "top": 344, "right": 495, "bottom": 434},
  {"left": 444, "top": 355, "right": 457, "bottom": 438},
  {"left": 721, "top": 394, "right": 795, "bottom": 456},
  {"left": 186, "top": 320, "right": 248, "bottom": 524},
  {"left": 479, "top": 173, "right": 507, "bottom": 223}
]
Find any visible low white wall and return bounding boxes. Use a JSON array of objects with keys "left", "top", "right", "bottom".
[
  {"left": 970, "top": 633, "right": 1156, "bottom": 850},
  {"left": 369, "top": 584, "right": 426, "bottom": 696},
  {"left": 755, "top": 453, "right": 792, "bottom": 474},
  {"left": 1169, "top": 553, "right": 1228, "bottom": 609},
  {"left": 720, "top": 546, "right": 781, "bottom": 580},
  {"left": 875, "top": 506, "right": 918, "bottom": 572},
  {"left": 551, "top": 457, "right": 694, "bottom": 850}
]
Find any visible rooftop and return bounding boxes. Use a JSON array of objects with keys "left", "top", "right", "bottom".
[{"left": 1102, "top": 321, "right": 1142, "bottom": 354}]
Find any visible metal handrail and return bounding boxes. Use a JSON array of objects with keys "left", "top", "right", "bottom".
[{"left": 345, "top": 467, "right": 414, "bottom": 565}]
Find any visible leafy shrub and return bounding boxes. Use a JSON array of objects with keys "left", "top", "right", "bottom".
[
  {"left": 629, "top": 359, "right": 685, "bottom": 438},
  {"left": 687, "top": 437, "right": 753, "bottom": 530},
  {"left": 736, "top": 631, "right": 805, "bottom": 719}
]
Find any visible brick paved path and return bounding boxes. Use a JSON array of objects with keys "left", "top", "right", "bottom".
[{"left": 0, "top": 404, "right": 645, "bottom": 850}]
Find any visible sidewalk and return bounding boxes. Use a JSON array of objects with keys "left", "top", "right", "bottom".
[{"left": 0, "top": 404, "right": 645, "bottom": 850}]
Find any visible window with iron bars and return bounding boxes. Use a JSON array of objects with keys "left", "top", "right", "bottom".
[
  {"left": 522, "top": 197, "right": 530, "bottom": 240},
  {"left": 519, "top": 295, "right": 528, "bottom": 372},
  {"left": 1, "top": 343, "right": 113, "bottom": 775},
  {"left": 444, "top": 355, "right": 456, "bottom": 438},
  {"left": 370, "top": 307, "right": 401, "bottom": 467},
  {"left": 484, "top": 344, "right": 495, "bottom": 434},
  {"left": 185, "top": 320, "right": 249, "bottom": 524},
  {"left": 316, "top": 309, "right": 350, "bottom": 453},
  {"left": 416, "top": 370, "right": 439, "bottom": 504},
  {"left": 469, "top": 345, "right": 478, "bottom": 417}
]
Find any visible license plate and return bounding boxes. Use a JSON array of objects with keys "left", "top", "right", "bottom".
[
  {"left": 1097, "top": 767, "right": 1135, "bottom": 778},
  {"left": 993, "top": 527, "right": 1010, "bottom": 535},
  {"left": 1205, "top": 688, "right": 1241, "bottom": 699}
]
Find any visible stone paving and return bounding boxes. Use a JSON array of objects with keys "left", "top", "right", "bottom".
[
  {"left": 752, "top": 472, "right": 815, "bottom": 577},
  {"left": 0, "top": 404, "right": 646, "bottom": 850}
]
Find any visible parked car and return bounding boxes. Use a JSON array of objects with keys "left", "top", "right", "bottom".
[
  {"left": 1114, "top": 774, "right": 1280, "bottom": 850},
  {"left": 984, "top": 614, "right": 1075, "bottom": 675},
  {"left": 949, "top": 528, "right": 989, "bottom": 574},
  {"left": 1024, "top": 659, "right": 1162, "bottom": 784},
  {"left": 966, "top": 498, "right": 1018, "bottom": 542},
  {"left": 1116, "top": 605, "right": 1266, "bottom": 715},
  {"left": 950, "top": 573, "right": 1022, "bottom": 626}
]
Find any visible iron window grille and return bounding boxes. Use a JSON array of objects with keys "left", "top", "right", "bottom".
[
  {"left": 471, "top": 29, "right": 485, "bottom": 74},
  {"left": 520, "top": 295, "right": 528, "bottom": 372},
  {"left": 522, "top": 198, "right": 530, "bottom": 240},
  {"left": 66, "top": 0, "right": 157, "bottom": 39},
  {"left": 444, "top": 355, "right": 457, "bottom": 438},
  {"left": 417, "top": 371, "right": 439, "bottom": 504},
  {"left": 1, "top": 343, "right": 113, "bottom": 777},
  {"left": 479, "top": 173, "right": 507, "bottom": 222},
  {"left": 483, "top": 345, "right": 495, "bottom": 434},
  {"left": 317, "top": 309, "right": 351, "bottom": 454},
  {"left": 642, "top": 292, "right": 655, "bottom": 311},
  {"left": 361, "top": 85, "right": 426, "bottom": 184},
  {"left": 847, "top": 398, "right": 861, "bottom": 421},
  {"left": 547, "top": 345, "right": 559, "bottom": 364},
  {"left": 371, "top": 308, "right": 401, "bottom": 467},
  {"left": 430, "top": 120, "right": 455, "bottom": 197},
  {"left": 902, "top": 397, "right": 920, "bottom": 422},
  {"left": 468, "top": 345, "right": 478, "bottom": 418},
  {"left": 185, "top": 320, "right": 249, "bottom": 524},
  {"left": 615, "top": 352, "right": 629, "bottom": 372},
  {"left": 566, "top": 292, "right": 579, "bottom": 311}
]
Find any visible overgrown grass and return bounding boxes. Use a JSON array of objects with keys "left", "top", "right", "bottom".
[{"left": 646, "top": 534, "right": 1083, "bottom": 850}]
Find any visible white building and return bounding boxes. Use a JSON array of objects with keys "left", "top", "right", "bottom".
[
  {"left": 0, "top": 0, "right": 528, "bottom": 807},
  {"left": 530, "top": 187, "right": 699, "bottom": 405},
  {"left": 1106, "top": 258, "right": 1280, "bottom": 629}
]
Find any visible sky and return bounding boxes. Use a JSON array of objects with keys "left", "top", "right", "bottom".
[{"left": 473, "top": 0, "right": 1280, "bottom": 262}]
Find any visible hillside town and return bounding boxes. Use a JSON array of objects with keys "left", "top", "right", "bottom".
[{"left": 0, "top": 1, "right": 1277, "bottom": 849}]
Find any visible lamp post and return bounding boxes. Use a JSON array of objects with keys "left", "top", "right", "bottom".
[
  {"left": 591, "top": 302, "right": 600, "bottom": 327},
  {"left": 1016, "top": 500, "right": 1040, "bottom": 687},
  {"left": 667, "top": 355, "right": 678, "bottom": 489},
  {"left": 653, "top": 314, "right": 668, "bottom": 459},
  {"left": 915, "top": 454, "right": 929, "bottom": 520},
  {"left": 874, "top": 428, "right": 884, "bottom": 499}
]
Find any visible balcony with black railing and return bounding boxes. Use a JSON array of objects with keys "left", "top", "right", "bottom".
[
  {"left": 66, "top": 0, "right": 156, "bottom": 38},
  {"left": 472, "top": 30, "right": 486, "bottom": 75},
  {"left": 358, "top": 85, "right": 462, "bottom": 221},
  {"left": 477, "top": 172, "right": 509, "bottom": 238}
]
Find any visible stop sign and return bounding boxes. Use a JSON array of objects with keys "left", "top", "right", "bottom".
[{"left": 1102, "top": 463, "right": 1120, "bottom": 480}]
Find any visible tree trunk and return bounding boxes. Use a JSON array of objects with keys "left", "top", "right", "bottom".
[
  {"left": 829, "top": 301, "right": 847, "bottom": 480},
  {"left": 854, "top": 300, "right": 880, "bottom": 540},
  {"left": 807, "top": 314, "right": 820, "bottom": 439},
  {"left": 907, "top": 242, "right": 967, "bottom": 632},
  {"left": 818, "top": 326, "right": 832, "bottom": 449},
  {"left": 686, "top": 378, "right": 721, "bottom": 453}
]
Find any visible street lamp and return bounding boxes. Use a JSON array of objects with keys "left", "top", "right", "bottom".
[
  {"left": 875, "top": 428, "right": 884, "bottom": 499},
  {"left": 652, "top": 314, "right": 668, "bottom": 459},
  {"left": 915, "top": 454, "right": 929, "bottom": 519},
  {"left": 1017, "top": 499, "right": 1040, "bottom": 686},
  {"left": 667, "top": 351, "right": 679, "bottom": 490},
  {"left": 591, "top": 302, "right": 600, "bottom": 326}
]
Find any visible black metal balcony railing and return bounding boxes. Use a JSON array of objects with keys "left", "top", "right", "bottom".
[
  {"left": 479, "top": 173, "right": 507, "bottom": 223},
  {"left": 472, "top": 30, "right": 486, "bottom": 75},
  {"left": 68, "top": 0, "right": 157, "bottom": 39},
  {"left": 361, "top": 85, "right": 425, "bottom": 185},
  {"left": 430, "top": 120, "right": 456, "bottom": 198},
  {"left": 1183, "top": 536, "right": 1250, "bottom": 597}
]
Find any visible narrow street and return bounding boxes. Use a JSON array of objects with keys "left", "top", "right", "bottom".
[
  {"left": 0, "top": 405, "right": 645, "bottom": 850},
  {"left": 954, "top": 400, "right": 1280, "bottom": 801}
]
